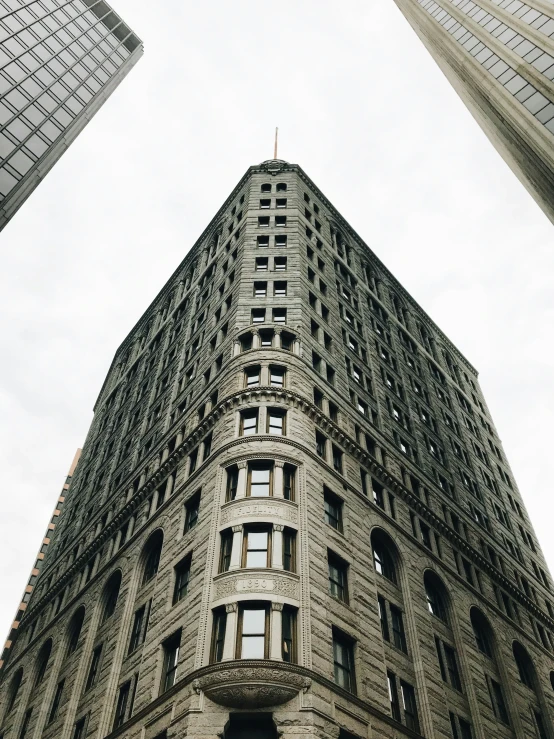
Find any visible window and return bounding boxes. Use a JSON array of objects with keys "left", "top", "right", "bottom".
[
  {"left": 240, "top": 409, "right": 259, "bottom": 436},
  {"left": 258, "top": 216, "right": 270, "bottom": 227},
  {"left": 173, "top": 556, "right": 191, "bottom": 605},
  {"left": 470, "top": 608, "right": 493, "bottom": 657},
  {"left": 243, "top": 528, "right": 270, "bottom": 567},
  {"left": 261, "top": 183, "right": 271, "bottom": 192},
  {"left": 276, "top": 182, "right": 287, "bottom": 191},
  {"left": 257, "top": 235, "right": 269, "bottom": 247},
  {"left": 85, "top": 645, "right": 102, "bottom": 691},
  {"left": 113, "top": 680, "right": 131, "bottom": 729},
  {"left": 72, "top": 717, "right": 87, "bottom": 739},
  {"left": 444, "top": 643, "right": 462, "bottom": 691},
  {"left": 245, "top": 365, "right": 261, "bottom": 387},
  {"left": 274, "top": 256, "right": 287, "bottom": 271},
  {"left": 161, "top": 631, "right": 181, "bottom": 693},
  {"left": 275, "top": 215, "right": 287, "bottom": 227},
  {"left": 67, "top": 607, "right": 85, "bottom": 655},
  {"left": 103, "top": 571, "right": 122, "bottom": 620},
  {"left": 276, "top": 197, "right": 287, "bottom": 208},
  {"left": 128, "top": 602, "right": 150, "bottom": 653},
  {"left": 316, "top": 430, "right": 327, "bottom": 457},
  {"left": 48, "top": 679, "right": 64, "bottom": 723},
  {"left": 513, "top": 642, "right": 534, "bottom": 688},
  {"left": 390, "top": 605, "right": 407, "bottom": 652},
  {"left": 328, "top": 552, "right": 349, "bottom": 602},
  {"left": 283, "top": 464, "right": 295, "bottom": 501},
  {"left": 273, "top": 308, "right": 287, "bottom": 323},
  {"left": 401, "top": 681, "right": 420, "bottom": 732},
  {"left": 184, "top": 493, "right": 200, "bottom": 532},
  {"left": 372, "top": 538, "right": 397, "bottom": 584},
  {"left": 238, "top": 604, "right": 269, "bottom": 658},
  {"left": 282, "top": 606, "right": 297, "bottom": 663},
  {"left": 270, "top": 365, "right": 285, "bottom": 387},
  {"left": 254, "top": 281, "right": 267, "bottom": 297},
  {"left": 333, "top": 630, "right": 356, "bottom": 692},
  {"left": 142, "top": 534, "right": 163, "bottom": 584},
  {"left": 274, "top": 281, "right": 287, "bottom": 296},
  {"left": 324, "top": 489, "right": 343, "bottom": 532},
  {"left": 251, "top": 308, "right": 266, "bottom": 324},
  {"left": 332, "top": 445, "right": 343, "bottom": 472},
  {"left": 387, "top": 672, "right": 401, "bottom": 721},
  {"left": 259, "top": 198, "right": 271, "bottom": 209},
  {"left": 6, "top": 668, "right": 22, "bottom": 712},
  {"left": 219, "top": 530, "right": 233, "bottom": 572},
  {"left": 267, "top": 408, "right": 286, "bottom": 435},
  {"left": 425, "top": 572, "right": 448, "bottom": 622},
  {"left": 256, "top": 257, "right": 268, "bottom": 271},
  {"left": 488, "top": 676, "right": 509, "bottom": 723},
  {"left": 283, "top": 530, "right": 296, "bottom": 571},
  {"left": 20, "top": 710, "right": 32, "bottom": 739},
  {"left": 275, "top": 234, "right": 287, "bottom": 247},
  {"left": 226, "top": 466, "right": 238, "bottom": 501},
  {"left": 248, "top": 462, "right": 272, "bottom": 497},
  {"left": 210, "top": 609, "right": 227, "bottom": 663},
  {"left": 259, "top": 328, "right": 274, "bottom": 346}
]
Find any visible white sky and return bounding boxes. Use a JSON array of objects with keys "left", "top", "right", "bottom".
[{"left": 1, "top": 0, "right": 553, "bottom": 642}]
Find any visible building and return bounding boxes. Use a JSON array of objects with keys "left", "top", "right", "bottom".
[
  {"left": 1, "top": 158, "right": 554, "bottom": 739},
  {"left": 0, "top": 0, "right": 142, "bottom": 232},
  {"left": 394, "top": 0, "right": 554, "bottom": 225}
]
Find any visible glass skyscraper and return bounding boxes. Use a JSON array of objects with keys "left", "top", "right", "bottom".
[
  {"left": 395, "top": 0, "right": 554, "bottom": 223},
  {"left": 0, "top": 0, "right": 142, "bottom": 232}
]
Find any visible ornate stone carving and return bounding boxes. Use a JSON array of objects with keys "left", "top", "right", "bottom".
[
  {"left": 196, "top": 663, "right": 311, "bottom": 708},
  {"left": 220, "top": 499, "right": 298, "bottom": 526},
  {"left": 214, "top": 572, "right": 299, "bottom": 600}
]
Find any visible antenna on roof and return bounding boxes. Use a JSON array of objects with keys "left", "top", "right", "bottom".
[{"left": 274, "top": 127, "right": 279, "bottom": 159}]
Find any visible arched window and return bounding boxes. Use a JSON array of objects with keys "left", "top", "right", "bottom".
[
  {"left": 34, "top": 639, "right": 52, "bottom": 687},
  {"left": 470, "top": 607, "right": 494, "bottom": 658},
  {"left": 512, "top": 641, "right": 536, "bottom": 690},
  {"left": 142, "top": 530, "right": 164, "bottom": 586},
  {"left": 371, "top": 530, "right": 398, "bottom": 585},
  {"left": 102, "top": 571, "right": 122, "bottom": 623},
  {"left": 424, "top": 571, "right": 449, "bottom": 623},
  {"left": 66, "top": 606, "right": 85, "bottom": 656},
  {"left": 6, "top": 667, "right": 23, "bottom": 712}
]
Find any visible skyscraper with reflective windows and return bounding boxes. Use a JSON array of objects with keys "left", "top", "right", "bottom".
[
  {"left": 0, "top": 0, "right": 141, "bottom": 232},
  {"left": 394, "top": 0, "right": 554, "bottom": 224},
  {"left": 1, "top": 158, "right": 554, "bottom": 739}
]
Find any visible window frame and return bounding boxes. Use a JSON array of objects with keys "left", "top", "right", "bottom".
[{"left": 237, "top": 602, "right": 270, "bottom": 659}]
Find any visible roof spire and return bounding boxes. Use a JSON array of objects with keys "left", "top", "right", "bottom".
[{"left": 274, "top": 127, "right": 278, "bottom": 159}]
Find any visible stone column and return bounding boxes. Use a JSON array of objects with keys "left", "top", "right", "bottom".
[
  {"left": 270, "top": 603, "right": 283, "bottom": 661},
  {"left": 165, "top": 474, "right": 175, "bottom": 498},
  {"left": 273, "top": 461, "right": 284, "bottom": 498},
  {"left": 222, "top": 604, "right": 238, "bottom": 661},
  {"left": 229, "top": 525, "right": 243, "bottom": 571},
  {"left": 161, "top": 446, "right": 169, "bottom": 463},
  {"left": 233, "top": 340, "right": 241, "bottom": 357},
  {"left": 236, "top": 461, "right": 248, "bottom": 499},
  {"left": 274, "top": 328, "right": 282, "bottom": 349},
  {"left": 272, "top": 525, "right": 284, "bottom": 570},
  {"left": 176, "top": 429, "right": 184, "bottom": 446},
  {"left": 252, "top": 329, "right": 260, "bottom": 349}
]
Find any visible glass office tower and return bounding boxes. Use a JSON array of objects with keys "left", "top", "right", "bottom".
[
  {"left": 0, "top": 0, "right": 142, "bottom": 232},
  {"left": 395, "top": 0, "right": 554, "bottom": 224},
  {"left": 0, "top": 160, "right": 553, "bottom": 739}
]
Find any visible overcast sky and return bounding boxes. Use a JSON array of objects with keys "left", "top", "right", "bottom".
[{"left": 1, "top": 0, "right": 553, "bottom": 640}]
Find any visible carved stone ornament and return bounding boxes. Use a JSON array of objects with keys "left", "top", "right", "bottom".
[
  {"left": 214, "top": 571, "right": 299, "bottom": 600},
  {"left": 220, "top": 499, "right": 298, "bottom": 526},
  {"left": 196, "top": 662, "right": 311, "bottom": 708}
]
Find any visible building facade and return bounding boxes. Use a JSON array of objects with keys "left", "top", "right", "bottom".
[
  {"left": 393, "top": 0, "right": 554, "bottom": 225},
  {"left": 1, "top": 159, "right": 554, "bottom": 739},
  {"left": 0, "top": 0, "right": 142, "bottom": 232}
]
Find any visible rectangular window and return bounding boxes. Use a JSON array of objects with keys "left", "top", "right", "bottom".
[
  {"left": 219, "top": 530, "right": 233, "bottom": 573},
  {"left": 256, "top": 257, "right": 268, "bottom": 271},
  {"left": 274, "top": 281, "right": 287, "bottom": 296},
  {"left": 324, "top": 489, "right": 343, "bottom": 531},
  {"left": 251, "top": 309, "right": 266, "bottom": 324},
  {"left": 259, "top": 198, "right": 271, "bottom": 208},
  {"left": 245, "top": 365, "right": 261, "bottom": 387},
  {"left": 211, "top": 609, "right": 227, "bottom": 663},
  {"left": 267, "top": 409, "right": 286, "bottom": 435},
  {"left": 257, "top": 235, "right": 269, "bottom": 247},
  {"left": 488, "top": 677, "right": 509, "bottom": 724},
  {"left": 378, "top": 595, "right": 390, "bottom": 641},
  {"left": 282, "top": 606, "right": 297, "bottom": 663},
  {"left": 243, "top": 528, "right": 270, "bottom": 568},
  {"left": 248, "top": 463, "right": 272, "bottom": 497},
  {"left": 275, "top": 215, "right": 287, "bottom": 226},
  {"left": 332, "top": 445, "right": 343, "bottom": 473},
  {"left": 239, "top": 605, "right": 269, "bottom": 659},
  {"left": 272, "top": 308, "right": 287, "bottom": 323},
  {"left": 184, "top": 492, "right": 200, "bottom": 533},
  {"left": 333, "top": 630, "right": 356, "bottom": 692},
  {"left": 270, "top": 365, "right": 285, "bottom": 387},
  {"left": 173, "top": 557, "right": 191, "bottom": 605},
  {"left": 387, "top": 672, "right": 401, "bottom": 721},
  {"left": 129, "top": 603, "right": 149, "bottom": 653},
  {"left": 226, "top": 466, "right": 238, "bottom": 501},
  {"left": 240, "top": 409, "right": 259, "bottom": 436},
  {"left": 283, "top": 464, "right": 295, "bottom": 500},
  {"left": 435, "top": 636, "right": 447, "bottom": 682},
  {"left": 328, "top": 553, "right": 349, "bottom": 603},
  {"left": 275, "top": 234, "right": 287, "bottom": 247},
  {"left": 254, "top": 281, "right": 267, "bottom": 297},
  {"left": 85, "top": 645, "right": 102, "bottom": 691},
  {"left": 390, "top": 605, "right": 407, "bottom": 653},
  {"left": 283, "top": 530, "right": 296, "bottom": 572},
  {"left": 258, "top": 216, "right": 270, "bottom": 227},
  {"left": 316, "top": 430, "right": 327, "bottom": 457},
  {"left": 276, "top": 198, "right": 287, "bottom": 208},
  {"left": 48, "top": 679, "right": 64, "bottom": 724},
  {"left": 401, "top": 681, "right": 420, "bottom": 733},
  {"left": 113, "top": 680, "right": 130, "bottom": 729},
  {"left": 72, "top": 717, "right": 87, "bottom": 739},
  {"left": 444, "top": 644, "right": 462, "bottom": 691},
  {"left": 161, "top": 631, "right": 181, "bottom": 693},
  {"left": 274, "top": 256, "right": 287, "bottom": 271}
]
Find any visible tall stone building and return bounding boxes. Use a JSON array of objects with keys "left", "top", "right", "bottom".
[
  {"left": 0, "top": 0, "right": 142, "bottom": 232},
  {"left": 1, "top": 158, "right": 554, "bottom": 739},
  {"left": 393, "top": 0, "right": 554, "bottom": 225}
]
